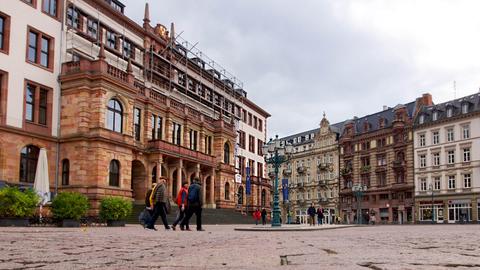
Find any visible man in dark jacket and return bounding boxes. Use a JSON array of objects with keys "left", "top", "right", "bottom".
[
  {"left": 180, "top": 177, "right": 203, "bottom": 231},
  {"left": 261, "top": 208, "right": 267, "bottom": 225},
  {"left": 317, "top": 207, "right": 324, "bottom": 225},
  {"left": 147, "top": 177, "right": 170, "bottom": 230},
  {"left": 307, "top": 204, "right": 316, "bottom": 226}
]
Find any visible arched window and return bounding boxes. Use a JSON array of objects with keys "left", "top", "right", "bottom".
[
  {"left": 61, "top": 159, "right": 70, "bottom": 185},
  {"left": 238, "top": 186, "right": 244, "bottom": 205},
  {"left": 224, "top": 142, "right": 230, "bottom": 164},
  {"left": 107, "top": 99, "right": 123, "bottom": 133},
  {"left": 19, "top": 145, "right": 40, "bottom": 183},
  {"left": 224, "top": 182, "right": 230, "bottom": 200},
  {"left": 109, "top": 160, "right": 120, "bottom": 187},
  {"left": 151, "top": 166, "right": 157, "bottom": 184},
  {"left": 446, "top": 107, "right": 453, "bottom": 118},
  {"left": 261, "top": 189, "right": 266, "bottom": 207}
]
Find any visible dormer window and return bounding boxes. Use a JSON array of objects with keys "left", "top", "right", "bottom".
[
  {"left": 432, "top": 111, "right": 438, "bottom": 121},
  {"left": 419, "top": 114, "right": 425, "bottom": 124},
  {"left": 462, "top": 103, "right": 469, "bottom": 114},
  {"left": 447, "top": 107, "right": 453, "bottom": 118}
]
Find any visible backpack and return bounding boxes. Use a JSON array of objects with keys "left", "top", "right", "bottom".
[{"left": 187, "top": 184, "right": 199, "bottom": 203}]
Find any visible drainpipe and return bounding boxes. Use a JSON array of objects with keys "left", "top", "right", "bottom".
[{"left": 54, "top": 0, "right": 67, "bottom": 196}]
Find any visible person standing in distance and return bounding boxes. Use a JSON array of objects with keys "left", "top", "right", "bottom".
[{"left": 181, "top": 177, "right": 204, "bottom": 231}]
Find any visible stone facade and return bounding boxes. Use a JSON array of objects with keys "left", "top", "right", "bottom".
[
  {"left": 275, "top": 114, "right": 341, "bottom": 224},
  {"left": 0, "top": 0, "right": 270, "bottom": 214},
  {"left": 414, "top": 93, "right": 480, "bottom": 223},
  {"left": 338, "top": 94, "right": 432, "bottom": 224}
]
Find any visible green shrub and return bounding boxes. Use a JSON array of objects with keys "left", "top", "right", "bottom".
[
  {"left": 0, "top": 187, "right": 39, "bottom": 218},
  {"left": 51, "top": 192, "right": 89, "bottom": 220},
  {"left": 99, "top": 197, "right": 132, "bottom": 221}
]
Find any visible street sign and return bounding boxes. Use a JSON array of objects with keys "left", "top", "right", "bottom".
[{"left": 235, "top": 174, "right": 242, "bottom": 183}]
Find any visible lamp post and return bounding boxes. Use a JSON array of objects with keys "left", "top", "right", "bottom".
[
  {"left": 263, "top": 135, "right": 293, "bottom": 227},
  {"left": 429, "top": 183, "right": 434, "bottom": 224},
  {"left": 352, "top": 183, "right": 367, "bottom": 224}
]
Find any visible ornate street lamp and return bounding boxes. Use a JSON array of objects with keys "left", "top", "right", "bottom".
[
  {"left": 352, "top": 183, "right": 367, "bottom": 224},
  {"left": 262, "top": 135, "right": 293, "bottom": 227},
  {"left": 429, "top": 183, "right": 435, "bottom": 224}
]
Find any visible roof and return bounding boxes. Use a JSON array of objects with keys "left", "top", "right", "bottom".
[
  {"left": 415, "top": 92, "right": 480, "bottom": 126},
  {"left": 279, "top": 121, "right": 345, "bottom": 146}
]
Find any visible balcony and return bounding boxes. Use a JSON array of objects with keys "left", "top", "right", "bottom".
[
  {"left": 318, "top": 180, "right": 327, "bottom": 186},
  {"left": 148, "top": 140, "right": 215, "bottom": 165},
  {"left": 317, "top": 163, "right": 331, "bottom": 172},
  {"left": 360, "top": 165, "right": 371, "bottom": 173},
  {"left": 283, "top": 168, "right": 292, "bottom": 176},
  {"left": 340, "top": 168, "right": 352, "bottom": 177},
  {"left": 392, "top": 160, "right": 406, "bottom": 169},
  {"left": 297, "top": 182, "right": 305, "bottom": 189},
  {"left": 297, "top": 166, "right": 308, "bottom": 174}
]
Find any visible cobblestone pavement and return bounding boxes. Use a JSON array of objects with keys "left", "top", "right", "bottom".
[{"left": 1, "top": 224, "right": 480, "bottom": 269}]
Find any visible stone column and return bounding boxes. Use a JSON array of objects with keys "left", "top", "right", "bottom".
[
  {"left": 183, "top": 123, "right": 190, "bottom": 148},
  {"left": 471, "top": 198, "right": 478, "bottom": 223},
  {"left": 165, "top": 117, "right": 172, "bottom": 143},
  {"left": 202, "top": 174, "right": 207, "bottom": 205},
  {"left": 199, "top": 130, "right": 206, "bottom": 153},
  {"left": 210, "top": 167, "right": 216, "bottom": 207},
  {"left": 177, "top": 159, "right": 183, "bottom": 194}
]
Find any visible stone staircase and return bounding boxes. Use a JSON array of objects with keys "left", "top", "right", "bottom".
[{"left": 126, "top": 204, "right": 254, "bottom": 225}]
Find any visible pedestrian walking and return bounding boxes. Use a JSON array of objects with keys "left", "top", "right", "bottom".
[
  {"left": 253, "top": 209, "right": 261, "bottom": 225},
  {"left": 172, "top": 181, "right": 189, "bottom": 231},
  {"left": 180, "top": 177, "right": 204, "bottom": 231},
  {"left": 261, "top": 208, "right": 267, "bottom": 225},
  {"left": 317, "top": 207, "right": 324, "bottom": 225},
  {"left": 147, "top": 177, "right": 171, "bottom": 231},
  {"left": 307, "top": 204, "right": 316, "bottom": 226}
]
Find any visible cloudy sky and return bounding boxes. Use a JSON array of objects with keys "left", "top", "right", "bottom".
[{"left": 124, "top": 0, "right": 480, "bottom": 137}]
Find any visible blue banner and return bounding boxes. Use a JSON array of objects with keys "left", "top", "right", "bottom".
[
  {"left": 246, "top": 167, "right": 251, "bottom": 195},
  {"left": 282, "top": 178, "right": 289, "bottom": 201}
]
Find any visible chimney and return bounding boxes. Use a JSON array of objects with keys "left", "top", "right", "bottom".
[
  {"left": 383, "top": 105, "right": 388, "bottom": 110},
  {"left": 422, "top": 93, "right": 433, "bottom": 106},
  {"left": 170, "top": 22, "right": 175, "bottom": 41},
  {"left": 143, "top": 3, "right": 150, "bottom": 29}
]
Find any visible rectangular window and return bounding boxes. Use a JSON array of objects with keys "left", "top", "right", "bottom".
[
  {"left": 238, "top": 156, "right": 245, "bottom": 175},
  {"left": 106, "top": 30, "right": 117, "bottom": 49},
  {"left": 38, "top": 89, "right": 47, "bottom": 125},
  {"left": 87, "top": 19, "right": 98, "bottom": 39},
  {"left": 248, "top": 113, "right": 252, "bottom": 126},
  {"left": 257, "top": 139, "right": 263, "bottom": 156},
  {"left": 463, "top": 148, "right": 471, "bottom": 162},
  {"left": 67, "top": 6, "right": 79, "bottom": 29},
  {"left": 27, "top": 28, "right": 54, "bottom": 70},
  {"left": 205, "top": 135, "right": 212, "bottom": 155},
  {"left": 151, "top": 114, "right": 156, "bottom": 139},
  {"left": 24, "top": 81, "right": 50, "bottom": 127},
  {"left": 248, "top": 135, "right": 255, "bottom": 153},
  {"left": 0, "top": 12, "right": 9, "bottom": 53},
  {"left": 432, "top": 153, "right": 440, "bottom": 166},
  {"left": 419, "top": 134, "right": 425, "bottom": 147},
  {"left": 463, "top": 125, "right": 470, "bottom": 139},
  {"left": 432, "top": 131, "right": 439, "bottom": 145},
  {"left": 248, "top": 159, "right": 255, "bottom": 176},
  {"left": 434, "top": 177, "right": 441, "bottom": 190},
  {"left": 253, "top": 116, "right": 257, "bottom": 129},
  {"left": 189, "top": 129, "right": 198, "bottom": 151},
  {"left": 123, "top": 40, "right": 133, "bottom": 58},
  {"left": 420, "top": 178, "right": 427, "bottom": 191},
  {"left": 133, "top": 107, "right": 141, "bottom": 141},
  {"left": 419, "top": 154, "right": 426, "bottom": 168},
  {"left": 257, "top": 162, "right": 263, "bottom": 178},
  {"left": 464, "top": 174, "right": 471, "bottom": 188},
  {"left": 237, "top": 131, "right": 246, "bottom": 149},
  {"left": 447, "top": 150, "right": 455, "bottom": 164},
  {"left": 26, "top": 84, "right": 35, "bottom": 122},
  {"left": 42, "top": 0, "right": 58, "bottom": 18},
  {"left": 258, "top": 119, "right": 263, "bottom": 132},
  {"left": 377, "top": 172, "right": 386, "bottom": 186},
  {"left": 448, "top": 175, "right": 456, "bottom": 189},
  {"left": 156, "top": 116, "right": 162, "bottom": 140},
  {"left": 447, "top": 128, "right": 454, "bottom": 142},
  {"left": 172, "top": 122, "right": 181, "bottom": 145}
]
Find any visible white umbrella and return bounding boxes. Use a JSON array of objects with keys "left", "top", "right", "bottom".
[{"left": 33, "top": 148, "right": 50, "bottom": 221}]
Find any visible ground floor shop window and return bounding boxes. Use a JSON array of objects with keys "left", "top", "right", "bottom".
[
  {"left": 419, "top": 204, "right": 444, "bottom": 222},
  {"left": 448, "top": 203, "right": 471, "bottom": 223},
  {"left": 379, "top": 208, "right": 389, "bottom": 223}
]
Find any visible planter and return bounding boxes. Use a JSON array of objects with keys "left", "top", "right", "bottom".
[
  {"left": 106, "top": 220, "right": 126, "bottom": 227},
  {"left": 61, "top": 219, "right": 80, "bottom": 227},
  {"left": 0, "top": 218, "right": 30, "bottom": 227}
]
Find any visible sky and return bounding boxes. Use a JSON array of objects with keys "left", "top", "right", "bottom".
[{"left": 124, "top": 0, "right": 480, "bottom": 137}]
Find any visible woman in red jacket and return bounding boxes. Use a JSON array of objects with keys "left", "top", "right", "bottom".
[{"left": 253, "top": 209, "right": 261, "bottom": 225}]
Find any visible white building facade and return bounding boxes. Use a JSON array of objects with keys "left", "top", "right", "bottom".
[{"left": 414, "top": 93, "right": 480, "bottom": 223}]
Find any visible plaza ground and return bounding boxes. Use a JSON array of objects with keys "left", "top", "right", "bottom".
[{"left": 1, "top": 224, "right": 480, "bottom": 269}]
